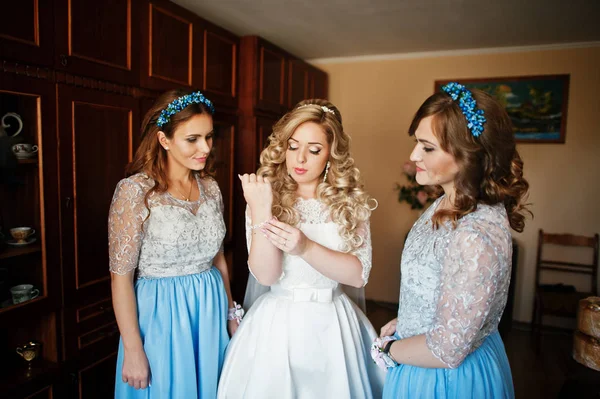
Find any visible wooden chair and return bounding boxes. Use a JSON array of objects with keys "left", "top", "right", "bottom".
[{"left": 531, "top": 229, "right": 599, "bottom": 353}]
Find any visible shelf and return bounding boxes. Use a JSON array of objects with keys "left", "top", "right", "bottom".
[
  {"left": 0, "top": 358, "right": 60, "bottom": 397},
  {"left": 0, "top": 243, "right": 42, "bottom": 259},
  {"left": 17, "top": 158, "right": 38, "bottom": 164}
]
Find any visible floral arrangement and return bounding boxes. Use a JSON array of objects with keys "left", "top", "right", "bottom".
[{"left": 396, "top": 161, "right": 436, "bottom": 210}]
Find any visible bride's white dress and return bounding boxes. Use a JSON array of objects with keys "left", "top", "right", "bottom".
[{"left": 217, "top": 199, "right": 385, "bottom": 398}]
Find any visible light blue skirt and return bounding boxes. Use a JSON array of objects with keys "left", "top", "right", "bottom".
[
  {"left": 115, "top": 268, "right": 229, "bottom": 399},
  {"left": 383, "top": 331, "right": 514, "bottom": 399}
]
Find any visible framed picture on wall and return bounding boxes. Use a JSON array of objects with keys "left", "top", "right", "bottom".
[{"left": 434, "top": 74, "right": 570, "bottom": 144}]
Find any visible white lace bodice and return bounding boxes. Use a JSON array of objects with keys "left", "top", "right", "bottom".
[
  {"left": 108, "top": 173, "right": 226, "bottom": 279},
  {"left": 245, "top": 198, "right": 373, "bottom": 289},
  {"left": 395, "top": 196, "right": 512, "bottom": 368}
]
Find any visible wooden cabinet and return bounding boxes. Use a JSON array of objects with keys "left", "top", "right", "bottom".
[
  {"left": 0, "top": 0, "right": 55, "bottom": 66},
  {"left": 140, "top": 0, "right": 238, "bottom": 109},
  {"left": 140, "top": 0, "right": 202, "bottom": 90},
  {"left": 0, "top": 73, "right": 61, "bottom": 398},
  {"left": 239, "top": 36, "right": 287, "bottom": 115},
  {"left": 287, "top": 59, "right": 309, "bottom": 108},
  {"left": 54, "top": 0, "right": 139, "bottom": 85},
  {"left": 212, "top": 112, "right": 237, "bottom": 245},
  {"left": 309, "top": 66, "right": 328, "bottom": 100},
  {"left": 202, "top": 23, "right": 239, "bottom": 110},
  {"left": 76, "top": 353, "right": 118, "bottom": 399},
  {"left": 57, "top": 85, "right": 139, "bottom": 309}
]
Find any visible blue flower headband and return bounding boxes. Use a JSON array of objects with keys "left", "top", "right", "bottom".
[
  {"left": 156, "top": 91, "right": 215, "bottom": 128},
  {"left": 441, "top": 82, "right": 486, "bottom": 137}
]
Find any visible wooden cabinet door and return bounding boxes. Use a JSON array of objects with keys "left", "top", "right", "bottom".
[
  {"left": 54, "top": 0, "right": 139, "bottom": 85},
  {"left": 256, "top": 116, "right": 277, "bottom": 159},
  {"left": 309, "top": 66, "right": 328, "bottom": 100},
  {"left": 0, "top": 0, "right": 54, "bottom": 66},
  {"left": 212, "top": 112, "right": 236, "bottom": 245},
  {"left": 202, "top": 23, "right": 238, "bottom": 110},
  {"left": 57, "top": 84, "right": 139, "bottom": 305},
  {"left": 76, "top": 353, "right": 117, "bottom": 399},
  {"left": 0, "top": 71, "right": 61, "bottom": 309},
  {"left": 255, "top": 39, "right": 287, "bottom": 114},
  {"left": 287, "top": 59, "right": 309, "bottom": 108},
  {"left": 140, "top": 0, "right": 203, "bottom": 90}
]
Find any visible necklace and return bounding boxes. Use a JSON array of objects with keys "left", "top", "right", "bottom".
[{"left": 174, "top": 178, "right": 194, "bottom": 201}]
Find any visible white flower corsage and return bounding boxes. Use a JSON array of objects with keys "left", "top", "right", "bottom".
[
  {"left": 227, "top": 301, "right": 245, "bottom": 325},
  {"left": 370, "top": 336, "right": 398, "bottom": 371}
]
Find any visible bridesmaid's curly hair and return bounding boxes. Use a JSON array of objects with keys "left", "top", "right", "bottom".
[
  {"left": 409, "top": 89, "right": 531, "bottom": 232},
  {"left": 257, "top": 99, "right": 376, "bottom": 252}
]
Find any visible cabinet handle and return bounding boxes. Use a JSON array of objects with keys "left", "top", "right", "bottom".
[
  {"left": 65, "top": 197, "right": 72, "bottom": 209},
  {"left": 60, "top": 54, "right": 68, "bottom": 67}
]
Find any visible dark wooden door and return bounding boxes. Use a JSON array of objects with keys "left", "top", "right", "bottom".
[
  {"left": 212, "top": 112, "right": 236, "bottom": 246},
  {"left": 309, "top": 66, "right": 328, "bottom": 100},
  {"left": 255, "top": 39, "right": 287, "bottom": 114},
  {"left": 57, "top": 84, "right": 139, "bottom": 307},
  {"left": 202, "top": 23, "right": 239, "bottom": 110},
  {"left": 140, "top": 0, "right": 203, "bottom": 91},
  {"left": 0, "top": 0, "right": 54, "bottom": 66},
  {"left": 288, "top": 59, "right": 309, "bottom": 108},
  {"left": 54, "top": 0, "right": 139, "bottom": 85}
]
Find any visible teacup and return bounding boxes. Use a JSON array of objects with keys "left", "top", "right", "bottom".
[
  {"left": 10, "top": 227, "right": 35, "bottom": 243},
  {"left": 12, "top": 143, "right": 38, "bottom": 159},
  {"left": 10, "top": 284, "right": 39, "bottom": 304},
  {"left": 16, "top": 341, "right": 42, "bottom": 364}
]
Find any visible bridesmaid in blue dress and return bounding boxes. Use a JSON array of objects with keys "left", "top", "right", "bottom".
[
  {"left": 376, "top": 83, "right": 531, "bottom": 398},
  {"left": 109, "top": 90, "right": 239, "bottom": 398}
]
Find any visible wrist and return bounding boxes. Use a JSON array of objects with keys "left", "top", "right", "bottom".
[
  {"left": 123, "top": 339, "right": 144, "bottom": 352},
  {"left": 250, "top": 210, "right": 272, "bottom": 225},
  {"left": 298, "top": 238, "right": 315, "bottom": 258},
  {"left": 228, "top": 301, "right": 245, "bottom": 325}
]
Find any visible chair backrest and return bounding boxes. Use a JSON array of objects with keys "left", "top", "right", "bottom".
[{"left": 534, "top": 229, "right": 599, "bottom": 295}]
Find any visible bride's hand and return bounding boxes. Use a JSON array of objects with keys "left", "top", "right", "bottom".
[
  {"left": 238, "top": 174, "right": 273, "bottom": 214},
  {"left": 261, "top": 219, "right": 311, "bottom": 256},
  {"left": 380, "top": 318, "right": 397, "bottom": 337}
]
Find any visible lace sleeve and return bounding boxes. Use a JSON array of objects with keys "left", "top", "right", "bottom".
[
  {"left": 353, "top": 219, "right": 373, "bottom": 287},
  {"left": 425, "top": 228, "right": 507, "bottom": 368},
  {"left": 213, "top": 178, "right": 226, "bottom": 253},
  {"left": 108, "top": 178, "right": 148, "bottom": 275}
]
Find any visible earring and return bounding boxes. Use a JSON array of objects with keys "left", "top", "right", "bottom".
[
  {"left": 323, "top": 161, "right": 330, "bottom": 183},
  {"left": 164, "top": 147, "right": 169, "bottom": 150}
]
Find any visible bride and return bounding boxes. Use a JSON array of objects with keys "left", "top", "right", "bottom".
[{"left": 217, "top": 99, "right": 385, "bottom": 398}]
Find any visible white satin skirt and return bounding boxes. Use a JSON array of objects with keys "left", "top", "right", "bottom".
[{"left": 217, "top": 285, "right": 385, "bottom": 398}]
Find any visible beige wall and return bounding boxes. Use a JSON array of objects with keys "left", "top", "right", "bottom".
[{"left": 316, "top": 46, "right": 600, "bottom": 323}]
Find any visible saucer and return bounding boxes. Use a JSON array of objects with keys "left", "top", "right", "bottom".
[
  {"left": 15, "top": 154, "right": 37, "bottom": 160},
  {"left": 6, "top": 237, "right": 36, "bottom": 246}
]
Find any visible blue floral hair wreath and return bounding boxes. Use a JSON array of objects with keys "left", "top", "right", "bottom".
[
  {"left": 156, "top": 91, "right": 215, "bottom": 128},
  {"left": 441, "top": 82, "right": 486, "bottom": 137}
]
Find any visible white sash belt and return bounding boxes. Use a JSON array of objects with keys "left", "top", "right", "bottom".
[{"left": 270, "top": 286, "right": 342, "bottom": 303}]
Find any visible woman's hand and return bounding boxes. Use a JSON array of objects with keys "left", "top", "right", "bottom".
[
  {"left": 380, "top": 318, "right": 398, "bottom": 338},
  {"left": 238, "top": 174, "right": 273, "bottom": 214},
  {"left": 122, "top": 347, "right": 150, "bottom": 389},
  {"left": 228, "top": 319, "right": 239, "bottom": 337},
  {"left": 261, "top": 219, "right": 311, "bottom": 256}
]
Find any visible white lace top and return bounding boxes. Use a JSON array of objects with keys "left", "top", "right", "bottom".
[
  {"left": 246, "top": 198, "right": 373, "bottom": 288},
  {"left": 108, "top": 173, "right": 226, "bottom": 279},
  {"left": 395, "top": 196, "right": 512, "bottom": 368}
]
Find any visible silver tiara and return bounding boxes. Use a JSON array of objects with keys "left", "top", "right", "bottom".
[{"left": 296, "top": 104, "right": 335, "bottom": 115}]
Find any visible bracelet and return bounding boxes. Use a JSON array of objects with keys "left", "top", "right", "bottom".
[
  {"left": 383, "top": 340, "right": 399, "bottom": 365},
  {"left": 370, "top": 336, "right": 398, "bottom": 370},
  {"left": 249, "top": 218, "right": 270, "bottom": 230},
  {"left": 227, "top": 301, "right": 245, "bottom": 325}
]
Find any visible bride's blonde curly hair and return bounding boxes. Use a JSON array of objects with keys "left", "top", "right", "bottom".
[{"left": 257, "top": 99, "right": 376, "bottom": 253}]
